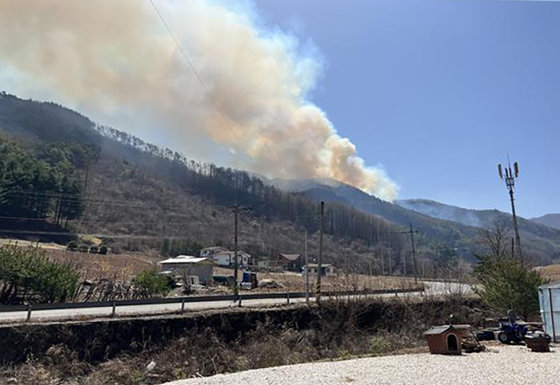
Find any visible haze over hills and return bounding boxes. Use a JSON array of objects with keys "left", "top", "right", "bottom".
[
  {"left": 270, "top": 178, "right": 560, "bottom": 264},
  {"left": 531, "top": 214, "right": 560, "bottom": 231}
]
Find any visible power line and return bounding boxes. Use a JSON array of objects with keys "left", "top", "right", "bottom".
[{"left": 148, "top": 0, "right": 240, "bottom": 141}]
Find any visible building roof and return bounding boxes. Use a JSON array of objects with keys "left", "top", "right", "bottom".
[
  {"left": 159, "top": 255, "right": 214, "bottom": 265},
  {"left": 540, "top": 282, "right": 560, "bottom": 289},
  {"left": 279, "top": 253, "right": 301, "bottom": 261},
  {"left": 424, "top": 325, "right": 470, "bottom": 335},
  {"left": 305, "top": 263, "right": 335, "bottom": 268},
  {"left": 202, "top": 246, "right": 229, "bottom": 252}
]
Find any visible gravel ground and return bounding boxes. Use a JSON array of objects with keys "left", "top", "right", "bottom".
[{"left": 163, "top": 344, "right": 560, "bottom": 385}]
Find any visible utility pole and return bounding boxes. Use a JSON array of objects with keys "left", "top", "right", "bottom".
[
  {"left": 401, "top": 224, "right": 419, "bottom": 285},
  {"left": 232, "top": 205, "right": 250, "bottom": 300},
  {"left": 316, "top": 201, "right": 324, "bottom": 302},
  {"left": 304, "top": 228, "right": 309, "bottom": 303},
  {"left": 498, "top": 160, "right": 524, "bottom": 266}
]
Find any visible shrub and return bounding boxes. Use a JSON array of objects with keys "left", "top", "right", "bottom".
[
  {"left": 66, "top": 241, "right": 78, "bottom": 251},
  {"left": 98, "top": 246, "right": 109, "bottom": 255},
  {"left": 474, "top": 255, "right": 546, "bottom": 319},
  {"left": 369, "top": 336, "right": 392, "bottom": 355},
  {"left": 89, "top": 246, "right": 98, "bottom": 254},
  {"left": 0, "top": 245, "right": 80, "bottom": 304},
  {"left": 132, "top": 270, "right": 171, "bottom": 298}
]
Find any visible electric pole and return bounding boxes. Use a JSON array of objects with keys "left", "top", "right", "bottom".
[
  {"left": 498, "top": 160, "right": 523, "bottom": 266},
  {"left": 304, "top": 228, "right": 309, "bottom": 303},
  {"left": 232, "top": 205, "right": 250, "bottom": 299},
  {"left": 401, "top": 223, "right": 419, "bottom": 285},
  {"left": 316, "top": 201, "right": 324, "bottom": 302}
]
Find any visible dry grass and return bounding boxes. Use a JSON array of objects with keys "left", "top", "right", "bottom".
[
  {"left": 0, "top": 298, "right": 488, "bottom": 385},
  {"left": 215, "top": 267, "right": 420, "bottom": 293},
  {"left": 537, "top": 264, "right": 560, "bottom": 283},
  {"left": 45, "top": 249, "right": 157, "bottom": 282}
]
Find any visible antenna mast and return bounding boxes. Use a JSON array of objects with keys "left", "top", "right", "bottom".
[{"left": 498, "top": 159, "right": 524, "bottom": 266}]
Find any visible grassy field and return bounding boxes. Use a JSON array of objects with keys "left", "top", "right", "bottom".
[
  {"left": 536, "top": 264, "right": 560, "bottom": 283},
  {"left": 214, "top": 267, "right": 420, "bottom": 292}
]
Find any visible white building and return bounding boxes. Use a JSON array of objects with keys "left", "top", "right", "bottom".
[
  {"left": 201, "top": 246, "right": 252, "bottom": 268},
  {"left": 303, "top": 263, "right": 337, "bottom": 277},
  {"left": 539, "top": 282, "right": 560, "bottom": 342},
  {"left": 158, "top": 255, "right": 214, "bottom": 285}
]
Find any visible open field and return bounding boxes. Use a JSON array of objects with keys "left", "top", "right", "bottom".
[
  {"left": 537, "top": 264, "right": 560, "bottom": 283},
  {"left": 166, "top": 343, "right": 560, "bottom": 385}
]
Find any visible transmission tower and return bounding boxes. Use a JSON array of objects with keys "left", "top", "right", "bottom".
[{"left": 498, "top": 159, "right": 524, "bottom": 266}]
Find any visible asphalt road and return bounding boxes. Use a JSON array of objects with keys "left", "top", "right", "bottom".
[{"left": 0, "top": 281, "right": 471, "bottom": 324}]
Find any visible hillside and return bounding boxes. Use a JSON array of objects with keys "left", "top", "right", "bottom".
[
  {"left": 272, "top": 179, "right": 560, "bottom": 264},
  {"left": 0, "top": 93, "right": 411, "bottom": 274},
  {"left": 396, "top": 199, "right": 560, "bottom": 257},
  {"left": 1, "top": 92, "right": 559, "bottom": 270},
  {"left": 532, "top": 214, "right": 560, "bottom": 230}
]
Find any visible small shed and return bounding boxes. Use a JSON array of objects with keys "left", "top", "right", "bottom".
[
  {"left": 425, "top": 325, "right": 468, "bottom": 355},
  {"left": 158, "top": 255, "right": 214, "bottom": 285},
  {"left": 303, "top": 263, "right": 337, "bottom": 277},
  {"left": 539, "top": 282, "right": 560, "bottom": 342}
]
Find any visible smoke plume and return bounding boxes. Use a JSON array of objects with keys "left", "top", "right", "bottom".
[{"left": 0, "top": 0, "right": 398, "bottom": 200}]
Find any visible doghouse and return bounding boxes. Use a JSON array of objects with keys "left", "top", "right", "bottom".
[{"left": 425, "top": 325, "right": 469, "bottom": 355}]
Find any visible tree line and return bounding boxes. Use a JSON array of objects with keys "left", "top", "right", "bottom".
[{"left": 0, "top": 135, "right": 98, "bottom": 226}]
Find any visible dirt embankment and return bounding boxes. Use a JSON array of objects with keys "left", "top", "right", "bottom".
[{"left": 0, "top": 297, "right": 493, "bottom": 385}]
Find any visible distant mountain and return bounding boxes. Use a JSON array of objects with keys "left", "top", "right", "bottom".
[
  {"left": 395, "top": 199, "right": 560, "bottom": 242},
  {"left": 396, "top": 199, "right": 486, "bottom": 227},
  {"left": 532, "top": 214, "right": 560, "bottom": 230},
  {"left": 270, "top": 178, "right": 560, "bottom": 263},
  {"left": 273, "top": 178, "right": 479, "bottom": 254}
]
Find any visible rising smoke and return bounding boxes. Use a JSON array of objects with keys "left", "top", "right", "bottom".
[{"left": 0, "top": 0, "right": 398, "bottom": 200}]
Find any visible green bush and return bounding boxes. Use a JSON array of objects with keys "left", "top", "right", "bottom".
[
  {"left": 89, "top": 246, "right": 99, "bottom": 254},
  {"left": 0, "top": 245, "right": 80, "bottom": 304},
  {"left": 474, "top": 255, "right": 546, "bottom": 319},
  {"left": 98, "top": 246, "right": 109, "bottom": 255},
  {"left": 369, "top": 336, "right": 392, "bottom": 355},
  {"left": 132, "top": 270, "right": 172, "bottom": 298},
  {"left": 66, "top": 241, "right": 78, "bottom": 251}
]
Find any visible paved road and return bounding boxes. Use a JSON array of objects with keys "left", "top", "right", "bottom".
[{"left": 0, "top": 281, "right": 470, "bottom": 324}]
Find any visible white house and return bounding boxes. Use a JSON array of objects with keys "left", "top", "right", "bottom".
[
  {"left": 201, "top": 246, "right": 252, "bottom": 268},
  {"left": 200, "top": 246, "right": 229, "bottom": 258},
  {"left": 158, "top": 255, "right": 215, "bottom": 285},
  {"left": 303, "top": 263, "right": 337, "bottom": 277}
]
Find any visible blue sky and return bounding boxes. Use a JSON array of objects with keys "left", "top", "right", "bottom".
[{"left": 254, "top": 0, "right": 560, "bottom": 218}]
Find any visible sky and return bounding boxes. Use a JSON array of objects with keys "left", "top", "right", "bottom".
[
  {"left": 1, "top": 0, "right": 558, "bottom": 218},
  {"left": 253, "top": 0, "right": 560, "bottom": 218}
]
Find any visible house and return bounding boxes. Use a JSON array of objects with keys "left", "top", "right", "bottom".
[
  {"left": 207, "top": 248, "right": 253, "bottom": 268},
  {"left": 200, "top": 246, "right": 229, "bottom": 258},
  {"left": 276, "top": 253, "right": 303, "bottom": 271},
  {"left": 303, "top": 263, "right": 337, "bottom": 277},
  {"left": 158, "top": 255, "right": 214, "bottom": 285},
  {"left": 424, "top": 325, "right": 470, "bottom": 355}
]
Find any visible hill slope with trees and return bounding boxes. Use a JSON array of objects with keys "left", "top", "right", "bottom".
[{"left": 1, "top": 92, "right": 559, "bottom": 271}]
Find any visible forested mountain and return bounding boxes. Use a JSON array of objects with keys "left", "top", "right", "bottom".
[
  {"left": 396, "top": 199, "right": 560, "bottom": 251},
  {"left": 0, "top": 93, "right": 411, "bottom": 274},
  {"left": 1, "top": 92, "right": 559, "bottom": 271},
  {"left": 270, "top": 178, "right": 560, "bottom": 265},
  {"left": 532, "top": 214, "right": 560, "bottom": 231}
]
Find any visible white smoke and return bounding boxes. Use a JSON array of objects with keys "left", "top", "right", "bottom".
[{"left": 0, "top": 0, "right": 398, "bottom": 200}]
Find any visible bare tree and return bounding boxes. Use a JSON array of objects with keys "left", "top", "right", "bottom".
[{"left": 478, "top": 220, "right": 512, "bottom": 257}]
